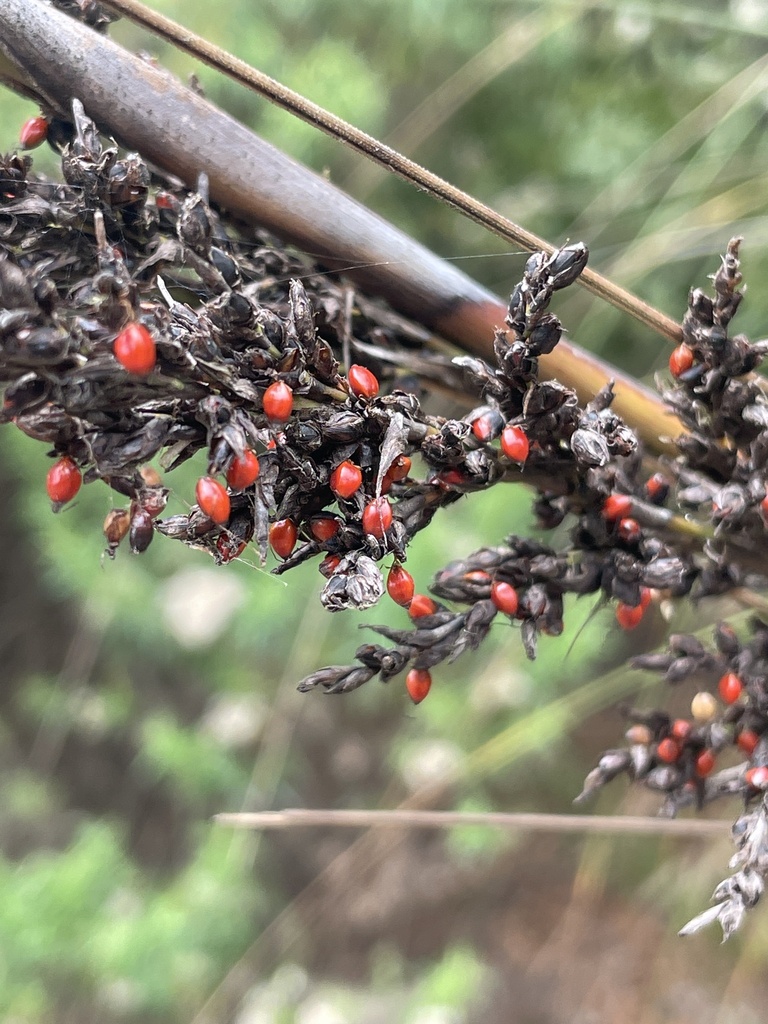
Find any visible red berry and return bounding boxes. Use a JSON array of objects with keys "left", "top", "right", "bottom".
[
  {"left": 645, "top": 473, "right": 670, "bottom": 504},
  {"left": 347, "top": 364, "right": 379, "bottom": 399},
  {"left": 472, "top": 414, "right": 496, "bottom": 441},
  {"left": 435, "top": 469, "right": 466, "bottom": 489},
  {"left": 387, "top": 565, "right": 415, "bottom": 606},
  {"left": 670, "top": 719, "right": 692, "bottom": 742},
  {"left": 738, "top": 730, "right": 760, "bottom": 756},
  {"left": 263, "top": 381, "right": 294, "bottom": 422},
  {"left": 269, "top": 518, "right": 298, "bottom": 559},
  {"left": 638, "top": 587, "right": 652, "bottom": 610},
  {"left": 669, "top": 344, "right": 694, "bottom": 378},
  {"left": 20, "top": 115, "right": 48, "bottom": 149},
  {"left": 409, "top": 594, "right": 437, "bottom": 619},
  {"left": 500, "top": 425, "right": 529, "bottom": 463},
  {"left": 330, "top": 460, "right": 363, "bottom": 499},
  {"left": 309, "top": 515, "right": 341, "bottom": 542},
  {"left": 385, "top": 455, "right": 411, "bottom": 482},
  {"left": 114, "top": 322, "right": 156, "bottom": 375},
  {"left": 405, "top": 668, "right": 432, "bottom": 704},
  {"left": 615, "top": 602, "right": 645, "bottom": 630},
  {"left": 362, "top": 497, "right": 393, "bottom": 537},
  {"left": 745, "top": 766, "right": 768, "bottom": 790},
  {"left": 656, "top": 738, "right": 680, "bottom": 763},
  {"left": 319, "top": 553, "right": 342, "bottom": 577},
  {"left": 490, "top": 581, "right": 519, "bottom": 615},
  {"left": 695, "top": 750, "right": 716, "bottom": 778},
  {"left": 46, "top": 456, "right": 82, "bottom": 507},
  {"left": 216, "top": 533, "right": 247, "bottom": 563},
  {"left": 226, "top": 450, "right": 260, "bottom": 490},
  {"left": 718, "top": 671, "right": 743, "bottom": 705},
  {"left": 762, "top": 492, "right": 768, "bottom": 523},
  {"left": 195, "top": 476, "right": 230, "bottom": 525},
  {"left": 617, "top": 517, "right": 641, "bottom": 543},
  {"left": 602, "top": 493, "right": 632, "bottom": 521}
]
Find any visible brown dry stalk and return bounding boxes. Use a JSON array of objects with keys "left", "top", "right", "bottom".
[
  {"left": 0, "top": 0, "right": 683, "bottom": 453},
  {"left": 98, "top": 0, "right": 683, "bottom": 347},
  {"left": 215, "top": 808, "right": 729, "bottom": 837}
]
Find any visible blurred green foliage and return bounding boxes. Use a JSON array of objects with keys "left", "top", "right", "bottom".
[{"left": 2, "top": 1, "right": 768, "bottom": 1021}]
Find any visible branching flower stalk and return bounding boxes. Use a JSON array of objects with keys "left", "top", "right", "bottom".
[{"left": 4, "top": 82, "right": 768, "bottom": 937}]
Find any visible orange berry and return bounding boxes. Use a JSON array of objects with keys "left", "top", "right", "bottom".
[
  {"left": 269, "top": 518, "right": 298, "bottom": 558},
  {"left": 490, "top": 581, "right": 519, "bottom": 615},
  {"left": 409, "top": 594, "right": 437, "bottom": 619},
  {"left": 330, "top": 460, "right": 363, "bottom": 499},
  {"left": 695, "top": 750, "right": 716, "bottom": 778},
  {"left": 602, "top": 493, "right": 632, "bottom": 521},
  {"left": 347, "top": 364, "right": 379, "bottom": 399},
  {"left": 226, "top": 450, "right": 260, "bottom": 490},
  {"left": 656, "top": 738, "right": 680, "bottom": 763},
  {"left": 500, "top": 424, "right": 529, "bottom": 463},
  {"left": 669, "top": 343, "right": 694, "bottom": 377},
  {"left": 263, "top": 381, "right": 294, "bottom": 421},
  {"left": 195, "top": 477, "right": 230, "bottom": 525},
  {"left": 46, "top": 456, "right": 82, "bottom": 507},
  {"left": 387, "top": 565, "right": 415, "bottom": 606},
  {"left": 405, "top": 668, "right": 432, "bottom": 704},
  {"left": 718, "top": 672, "right": 743, "bottom": 705},
  {"left": 114, "top": 322, "right": 156, "bottom": 375}
]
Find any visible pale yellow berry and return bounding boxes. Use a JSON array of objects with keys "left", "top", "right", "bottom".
[{"left": 691, "top": 691, "right": 718, "bottom": 723}]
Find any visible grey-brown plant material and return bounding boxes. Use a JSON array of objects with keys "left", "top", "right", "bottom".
[{"left": 4, "top": 85, "right": 768, "bottom": 938}]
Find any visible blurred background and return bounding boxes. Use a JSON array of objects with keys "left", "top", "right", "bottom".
[{"left": 2, "top": 0, "right": 768, "bottom": 1021}]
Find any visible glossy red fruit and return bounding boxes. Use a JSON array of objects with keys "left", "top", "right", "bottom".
[
  {"left": 617, "top": 517, "right": 641, "bottom": 543},
  {"left": 695, "top": 750, "right": 716, "bottom": 778},
  {"left": 405, "top": 668, "right": 432, "bottom": 704},
  {"left": 718, "top": 671, "right": 743, "bottom": 704},
  {"left": 114, "top": 322, "right": 156, "bottom": 375},
  {"left": 745, "top": 766, "right": 768, "bottom": 790},
  {"left": 602, "top": 493, "right": 632, "bottom": 521},
  {"left": 435, "top": 469, "right": 466, "bottom": 489},
  {"left": 387, "top": 565, "right": 415, "bottom": 606},
  {"left": 409, "top": 594, "right": 437, "bottom": 619},
  {"left": 347, "top": 364, "right": 379, "bottom": 399},
  {"left": 645, "top": 473, "right": 670, "bottom": 504},
  {"left": 490, "top": 581, "right": 519, "bottom": 615},
  {"left": 500, "top": 425, "right": 529, "bottom": 463},
  {"left": 615, "top": 602, "right": 645, "bottom": 630},
  {"left": 330, "top": 460, "right": 363, "bottom": 499},
  {"left": 638, "top": 587, "right": 652, "bottom": 610},
  {"left": 309, "top": 515, "right": 341, "bottom": 542},
  {"left": 269, "top": 518, "right": 297, "bottom": 558},
  {"left": 20, "top": 115, "right": 48, "bottom": 149},
  {"left": 319, "top": 553, "right": 342, "bottom": 578},
  {"left": 263, "top": 381, "right": 294, "bottom": 421},
  {"left": 656, "top": 737, "right": 680, "bottom": 763},
  {"left": 385, "top": 455, "right": 411, "bottom": 482},
  {"left": 46, "top": 456, "right": 82, "bottom": 506},
  {"left": 195, "top": 476, "right": 230, "bottom": 525},
  {"left": 738, "top": 730, "right": 760, "bottom": 756},
  {"left": 226, "top": 450, "right": 260, "bottom": 490},
  {"left": 362, "top": 497, "right": 393, "bottom": 537},
  {"left": 669, "top": 343, "right": 694, "bottom": 377},
  {"left": 670, "top": 719, "right": 692, "bottom": 741},
  {"left": 472, "top": 414, "right": 496, "bottom": 441}
]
